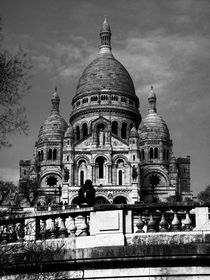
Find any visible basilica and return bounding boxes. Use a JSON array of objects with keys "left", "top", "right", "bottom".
[{"left": 19, "top": 19, "right": 192, "bottom": 205}]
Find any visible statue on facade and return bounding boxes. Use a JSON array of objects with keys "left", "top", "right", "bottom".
[
  {"left": 63, "top": 167, "right": 69, "bottom": 182},
  {"left": 132, "top": 165, "right": 138, "bottom": 181},
  {"left": 78, "top": 179, "right": 95, "bottom": 206},
  {"left": 98, "top": 128, "right": 104, "bottom": 145}
]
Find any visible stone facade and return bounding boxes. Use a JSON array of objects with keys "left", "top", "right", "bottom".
[{"left": 19, "top": 19, "right": 192, "bottom": 205}]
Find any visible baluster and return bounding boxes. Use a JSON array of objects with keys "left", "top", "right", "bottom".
[
  {"left": 159, "top": 211, "right": 169, "bottom": 232},
  {"left": 147, "top": 213, "right": 156, "bottom": 232},
  {"left": 9, "top": 223, "right": 17, "bottom": 242},
  {"left": 183, "top": 210, "right": 193, "bottom": 231},
  {"left": 50, "top": 218, "right": 56, "bottom": 238},
  {"left": 59, "top": 217, "right": 68, "bottom": 238},
  {"left": 80, "top": 215, "right": 89, "bottom": 236},
  {"left": 40, "top": 219, "right": 47, "bottom": 240},
  {"left": 17, "top": 220, "right": 25, "bottom": 242},
  {"left": 171, "top": 211, "right": 180, "bottom": 232},
  {"left": 1, "top": 225, "right": 9, "bottom": 243},
  {"left": 69, "top": 216, "right": 77, "bottom": 237},
  {"left": 136, "top": 213, "right": 145, "bottom": 233}
]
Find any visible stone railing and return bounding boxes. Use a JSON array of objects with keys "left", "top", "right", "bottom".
[{"left": 0, "top": 203, "right": 210, "bottom": 244}]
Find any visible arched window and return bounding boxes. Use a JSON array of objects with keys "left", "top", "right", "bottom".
[
  {"left": 112, "top": 121, "right": 118, "bottom": 135},
  {"left": 82, "top": 123, "right": 88, "bottom": 138},
  {"left": 38, "top": 151, "right": 41, "bottom": 161},
  {"left": 166, "top": 150, "right": 169, "bottom": 161},
  {"left": 48, "top": 149, "right": 52, "bottom": 160},
  {"left": 163, "top": 149, "right": 166, "bottom": 160},
  {"left": 67, "top": 156, "right": 69, "bottom": 161},
  {"left": 76, "top": 126, "right": 80, "bottom": 141},
  {"left": 130, "top": 123, "right": 133, "bottom": 131},
  {"left": 41, "top": 150, "right": 44, "bottom": 161},
  {"left": 53, "top": 149, "right": 57, "bottom": 160},
  {"left": 118, "top": 170, "right": 123, "bottom": 186},
  {"left": 142, "top": 149, "right": 145, "bottom": 160},
  {"left": 80, "top": 170, "right": 84, "bottom": 186},
  {"left": 154, "top": 147, "right": 158, "bottom": 159},
  {"left": 149, "top": 148, "right": 153, "bottom": 159},
  {"left": 96, "top": 156, "right": 105, "bottom": 179},
  {"left": 121, "top": 122, "right": 127, "bottom": 139}
]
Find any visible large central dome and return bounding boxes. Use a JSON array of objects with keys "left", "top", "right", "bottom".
[
  {"left": 70, "top": 18, "right": 141, "bottom": 126},
  {"left": 76, "top": 52, "right": 136, "bottom": 97}
]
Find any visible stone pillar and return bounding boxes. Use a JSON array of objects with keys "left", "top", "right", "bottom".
[
  {"left": 194, "top": 207, "right": 210, "bottom": 230},
  {"left": 108, "top": 165, "right": 111, "bottom": 184}
]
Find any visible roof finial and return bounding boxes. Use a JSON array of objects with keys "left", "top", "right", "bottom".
[
  {"left": 99, "top": 16, "right": 112, "bottom": 54},
  {"left": 148, "top": 86, "right": 157, "bottom": 113},
  {"left": 51, "top": 87, "right": 60, "bottom": 114}
]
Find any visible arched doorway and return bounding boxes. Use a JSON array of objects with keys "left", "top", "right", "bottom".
[
  {"left": 95, "top": 196, "right": 109, "bottom": 205},
  {"left": 113, "top": 196, "right": 127, "bottom": 204}
]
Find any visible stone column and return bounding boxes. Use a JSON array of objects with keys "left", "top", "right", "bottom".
[{"left": 108, "top": 164, "right": 111, "bottom": 184}]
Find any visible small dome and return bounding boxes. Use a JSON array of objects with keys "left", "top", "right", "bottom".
[
  {"left": 139, "top": 112, "right": 170, "bottom": 141},
  {"left": 38, "top": 89, "right": 68, "bottom": 142},
  {"left": 130, "top": 126, "right": 139, "bottom": 137},
  {"left": 75, "top": 53, "right": 136, "bottom": 97},
  {"left": 64, "top": 125, "right": 73, "bottom": 138},
  {"left": 38, "top": 114, "right": 68, "bottom": 141}
]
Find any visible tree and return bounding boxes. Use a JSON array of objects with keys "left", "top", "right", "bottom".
[
  {"left": 0, "top": 180, "right": 17, "bottom": 206},
  {"left": 19, "top": 178, "right": 39, "bottom": 206},
  {"left": 0, "top": 18, "right": 31, "bottom": 148},
  {"left": 197, "top": 185, "right": 210, "bottom": 204}
]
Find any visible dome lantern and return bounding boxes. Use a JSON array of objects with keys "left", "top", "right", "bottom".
[
  {"left": 99, "top": 17, "right": 112, "bottom": 54},
  {"left": 148, "top": 86, "right": 157, "bottom": 114},
  {"left": 51, "top": 87, "right": 60, "bottom": 114}
]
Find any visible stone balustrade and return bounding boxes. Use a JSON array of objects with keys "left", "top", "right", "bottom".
[
  {"left": 0, "top": 204, "right": 210, "bottom": 243},
  {"left": 1, "top": 203, "right": 210, "bottom": 279},
  {"left": 0, "top": 203, "right": 209, "bottom": 244}
]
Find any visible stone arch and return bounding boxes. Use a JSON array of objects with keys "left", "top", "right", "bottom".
[
  {"left": 149, "top": 147, "right": 154, "bottom": 159},
  {"left": 70, "top": 195, "right": 79, "bottom": 205},
  {"left": 113, "top": 155, "right": 129, "bottom": 166},
  {"left": 76, "top": 125, "right": 80, "bottom": 141},
  {"left": 53, "top": 148, "right": 57, "bottom": 160},
  {"left": 75, "top": 157, "right": 89, "bottom": 186},
  {"left": 154, "top": 147, "right": 159, "bottom": 159},
  {"left": 142, "top": 170, "right": 169, "bottom": 186},
  {"left": 47, "top": 149, "right": 52, "bottom": 160},
  {"left": 93, "top": 153, "right": 110, "bottom": 164},
  {"left": 141, "top": 170, "right": 169, "bottom": 203},
  {"left": 82, "top": 122, "right": 88, "bottom": 138},
  {"left": 111, "top": 120, "right": 118, "bottom": 135},
  {"left": 39, "top": 172, "right": 62, "bottom": 189},
  {"left": 121, "top": 122, "right": 127, "bottom": 139},
  {"left": 113, "top": 195, "right": 128, "bottom": 204},
  {"left": 95, "top": 194, "right": 110, "bottom": 205},
  {"left": 75, "top": 155, "right": 90, "bottom": 167},
  {"left": 95, "top": 156, "right": 106, "bottom": 179}
]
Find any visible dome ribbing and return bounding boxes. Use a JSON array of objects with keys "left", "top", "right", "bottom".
[{"left": 75, "top": 53, "right": 136, "bottom": 98}]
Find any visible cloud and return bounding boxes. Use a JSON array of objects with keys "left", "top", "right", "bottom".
[
  {"left": 113, "top": 31, "right": 210, "bottom": 99},
  {"left": 0, "top": 168, "right": 19, "bottom": 184}
]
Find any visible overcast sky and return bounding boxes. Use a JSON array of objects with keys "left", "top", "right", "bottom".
[{"left": 0, "top": 0, "right": 209, "bottom": 195}]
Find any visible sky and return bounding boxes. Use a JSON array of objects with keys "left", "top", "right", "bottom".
[{"left": 0, "top": 0, "right": 209, "bottom": 195}]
